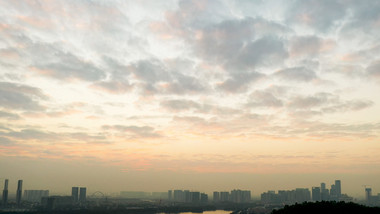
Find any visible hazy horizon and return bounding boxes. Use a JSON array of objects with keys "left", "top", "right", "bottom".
[{"left": 1, "top": 0, "right": 380, "bottom": 201}]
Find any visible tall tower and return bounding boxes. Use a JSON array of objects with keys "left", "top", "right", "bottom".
[
  {"left": 79, "top": 187, "right": 86, "bottom": 203},
  {"left": 335, "top": 180, "right": 341, "bottom": 199},
  {"left": 365, "top": 188, "right": 372, "bottom": 203},
  {"left": 72, "top": 187, "right": 79, "bottom": 203},
  {"left": 16, "top": 180, "right": 23, "bottom": 205},
  {"left": 2, "top": 179, "right": 8, "bottom": 205}
]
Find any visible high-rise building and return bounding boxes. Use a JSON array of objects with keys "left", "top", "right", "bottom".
[
  {"left": 220, "top": 192, "right": 229, "bottom": 201},
  {"left": 173, "top": 190, "right": 184, "bottom": 202},
  {"left": 24, "top": 190, "right": 49, "bottom": 203},
  {"left": 16, "top": 180, "right": 23, "bottom": 205},
  {"left": 335, "top": 180, "right": 341, "bottom": 199},
  {"left": 72, "top": 187, "right": 79, "bottom": 203},
  {"left": 79, "top": 187, "right": 86, "bottom": 203},
  {"left": 365, "top": 188, "right": 372, "bottom": 203},
  {"left": 312, "top": 187, "right": 321, "bottom": 201},
  {"left": 213, "top": 191, "right": 220, "bottom": 202},
  {"left": 168, "top": 190, "right": 172, "bottom": 201},
  {"left": 184, "top": 190, "right": 191, "bottom": 202},
  {"left": 2, "top": 179, "right": 8, "bottom": 205},
  {"left": 320, "top": 183, "right": 329, "bottom": 201},
  {"left": 191, "top": 191, "right": 200, "bottom": 203},
  {"left": 200, "top": 193, "right": 208, "bottom": 203}
]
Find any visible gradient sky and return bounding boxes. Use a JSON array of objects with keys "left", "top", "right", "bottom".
[{"left": 1, "top": 0, "right": 380, "bottom": 198}]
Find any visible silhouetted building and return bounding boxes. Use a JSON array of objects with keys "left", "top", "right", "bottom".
[
  {"left": 230, "top": 189, "right": 251, "bottom": 203},
  {"left": 312, "top": 187, "right": 321, "bottom": 201},
  {"left": 72, "top": 187, "right": 79, "bottom": 203},
  {"left": 173, "top": 190, "right": 184, "bottom": 202},
  {"left": 42, "top": 196, "right": 73, "bottom": 210},
  {"left": 213, "top": 191, "right": 220, "bottom": 202},
  {"left": 79, "top": 187, "right": 86, "bottom": 203},
  {"left": 152, "top": 192, "right": 167, "bottom": 199},
  {"left": 321, "top": 183, "right": 329, "bottom": 201},
  {"left": 295, "top": 188, "right": 311, "bottom": 202},
  {"left": 335, "top": 180, "right": 341, "bottom": 199},
  {"left": 220, "top": 192, "right": 229, "bottom": 201},
  {"left": 2, "top": 179, "right": 8, "bottom": 205},
  {"left": 184, "top": 190, "right": 191, "bottom": 202},
  {"left": 168, "top": 190, "right": 172, "bottom": 201},
  {"left": 191, "top": 192, "right": 200, "bottom": 203},
  {"left": 261, "top": 191, "right": 278, "bottom": 204},
  {"left": 24, "top": 190, "right": 49, "bottom": 203},
  {"left": 365, "top": 188, "right": 372, "bottom": 203},
  {"left": 200, "top": 193, "right": 208, "bottom": 203},
  {"left": 16, "top": 180, "right": 23, "bottom": 205},
  {"left": 262, "top": 188, "right": 310, "bottom": 204}
]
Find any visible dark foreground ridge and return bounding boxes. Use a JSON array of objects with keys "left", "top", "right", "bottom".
[{"left": 271, "top": 201, "right": 380, "bottom": 214}]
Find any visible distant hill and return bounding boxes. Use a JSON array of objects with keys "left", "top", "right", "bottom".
[{"left": 271, "top": 201, "right": 380, "bottom": 214}]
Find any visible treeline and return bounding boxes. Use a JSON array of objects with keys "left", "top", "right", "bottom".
[{"left": 272, "top": 201, "right": 380, "bottom": 214}]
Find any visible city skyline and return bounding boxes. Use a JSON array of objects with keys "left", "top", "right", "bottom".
[
  {"left": 1, "top": 0, "right": 380, "bottom": 199},
  {"left": 0, "top": 177, "right": 378, "bottom": 200}
]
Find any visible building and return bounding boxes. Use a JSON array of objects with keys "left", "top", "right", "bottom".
[
  {"left": 213, "top": 191, "right": 220, "bottom": 202},
  {"left": 321, "top": 183, "right": 329, "bottom": 201},
  {"left": 42, "top": 196, "right": 73, "bottom": 210},
  {"left": 24, "top": 190, "right": 49, "bottom": 203},
  {"left": 72, "top": 187, "right": 79, "bottom": 203},
  {"left": 230, "top": 189, "right": 251, "bottom": 203},
  {"left": 79, "top": 187, "right": 86, "bottom": 203},
  {"left": 16, "top": 180, "right": 23, "bottom": 205},
  {"left": 295, "top": 188, "right": 311, "bottom": 202},
  {"left": 220, "top": 192, "right": 229, "bottom": 201},
  {"left": 184, "top": 190, "right": 191, "bottom": 202},
  {"left": 2, "top": 179, "right": 8, "bottom": 205},
  {"left": 200, "top": 193, "right": 208, "bottom": 203},
  {"left": 168, "top": 190, "right": 172, "bottom": 201},
  {"left": 335, "top": 180, "right": 341, "bottom": 199},
  {"left": 173, "top": 190, "right": 184, "bottom": 202},
  {"left": 191, "top": 192, "right": 200, "bottom": 203},
  {"left": 365, "top": 188, "right": 372, "bottom": 203},
  {"left": 312, "top": 187, "right": 321, "bottom": 201}
]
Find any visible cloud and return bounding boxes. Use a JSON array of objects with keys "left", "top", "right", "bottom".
[
  {"left": 0, "top": 136, "right": 13, "bottom": 145},
  {"left": 32, "top": 50, "right": 105, "bottom": 82},
  {"left": 340, "top": 0, "right": 380, "bottom": 37},
  {"left": 286, "top": 0, "right": 346, "bottom": 32},
  {"left": 0, "top": 82, "right": 47, "bottom": 111},
  {"left": 2, "top": 129, "right": 56, "bottom": 140},
  {"left": 287, "top": 92, "right": 373, "bottom": 114},
  {"left": 0, "top": 110, "right": 21, "bottom": 120},
  {"left": 289, "top": 36, "right": 323, "bottom": 57},
  {"left": 274, "top": 67, "right": 317, "bottom": 82},
  {"left": 366, "top": 60, "right": 380, "bottom": 81},
  {"left": 91, "top": 80, "right": 133, "bottom": 94},
  {"left": 218, "top": 71, "right": 265, "bottom": 93},
  {"left": 102, "top": 125, "right": 162, "bottom": 138},
  {"left": 160, "top": 99, "right": 201, "bottom": 112},
  {"left": 247, "top": 90, "right": 284, "bottom": 108}
]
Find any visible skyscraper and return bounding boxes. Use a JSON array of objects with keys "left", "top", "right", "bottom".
[
  {"left": 312, "top": 187, "right": 321, "bottom": 201},
  {"left": 335, "top": 180, "right": 341, "bottom": 199},
  {"left": 168, "top": 190, "right": 172, "bottom": 201},
  {"left": 365, "top": 188, "right": 372, "bottom": 203},
  {"left": 320, "top": 182, "right": 329, "bottom": 201},
  {"left": 72, "top": 187, "right": 79, "bottom": 203},
  {"left": 16, "top": 180, "right": 23, "bottom": 205},
  {"left": 2, "top": 179, "right": 8, "bottom": 205},
  {"left": 213, "top": 191, "right": 220, "bottom": 202},
  {"left": 79, "top": 187, "right": 86, "bottom": 203}
]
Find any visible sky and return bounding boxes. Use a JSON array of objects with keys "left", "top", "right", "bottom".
[{"left": 1, "top": 0, "right": 380, "bottom": 198}]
